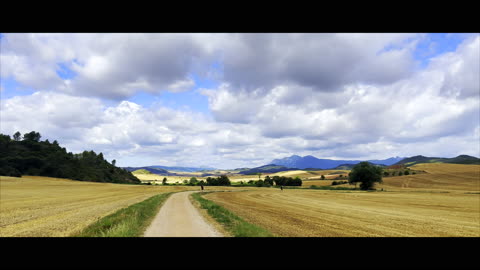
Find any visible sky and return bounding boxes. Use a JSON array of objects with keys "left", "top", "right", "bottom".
[{"left": 1, "top": 33, "right": 479, "bottom": 169}]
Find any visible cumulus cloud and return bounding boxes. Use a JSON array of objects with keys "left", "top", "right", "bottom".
[
  {"left": 1, "top": 33, "right": 478, "bottom": 168},
  {"left": 201, "top": 33, "right": 420, "bottom": 92},
  {"left": 1, "top": 33, "right": 211, "bottom": 99},
  {"left": 0, "top": 92, "right": 104, "bottom": 142},
  {"left": 199, "top": 35, "right": 480, "bottom": 161}
]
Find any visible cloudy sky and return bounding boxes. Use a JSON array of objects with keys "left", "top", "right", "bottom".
[{"left": 1, "top": 33, "right": 479, "bottom": 169}]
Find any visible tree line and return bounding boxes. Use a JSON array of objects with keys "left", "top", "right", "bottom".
[{"left": 0, "top": 131, "right": 140, "bottom": 184}]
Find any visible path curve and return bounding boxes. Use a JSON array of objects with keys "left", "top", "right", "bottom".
[{"left": 143, "top": 191, "right": 223, "bottom": 237}]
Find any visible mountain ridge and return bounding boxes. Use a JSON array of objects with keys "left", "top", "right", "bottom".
[{"left": 271, "top": 155, "right": 404, "bottom": 169}]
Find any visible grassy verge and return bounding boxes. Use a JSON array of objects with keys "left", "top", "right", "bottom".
[
  {"left": 73, "top": 192, "right": 173, "bottom": 237},
  {"left": 191, "top": 192, "right": 274, "bottom": 237}
]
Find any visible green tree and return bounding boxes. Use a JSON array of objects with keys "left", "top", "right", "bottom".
[
  {"left": 23, "top": 131, "right": 41, "bottom": 142},
  {"left": 348, "top": 162, "right": 383, "bottom": 190},
  {"left": 264, "top": 175, "right": 273, "bottom": 186},
  {"left": 112, "top": 160, "right": 116, "bottom": 166},
  {"left": 13, "top": 131, "right": 21, "bottom": 141},
  {"left": 218, "top": 175, "right": 231, "bottom": 186},
  {"left": 321, "top": 175, "right": 325, "bottom": 180},
  {"left": 162, "top": 177, "right": 167, "bottom": 185},
  {"left": 383, "top": 171, "right": 390, "bottom": 177},
  {"left": 404, "top": 170, "right": 410, "bottom": 175},
  {"left": 398, "top": 171, "right": 403, "bottom": 176},
  {"left": 189, "top": 177, "right": 198, "bottom": 185}
]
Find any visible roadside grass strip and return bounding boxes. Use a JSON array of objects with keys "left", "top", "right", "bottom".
[
  {"left": 73, "top": 192, "right": 173, "bottom": 237},
  {"left": 191, "top": 192, "right": 274, "bottom": 237}
]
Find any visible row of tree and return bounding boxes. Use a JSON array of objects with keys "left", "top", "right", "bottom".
[
  {"left": 0, "top": 131, "right": 140, "bottom": 184},
  {"left": 265, "top": 175, "right": 302, "bottom": 186}
]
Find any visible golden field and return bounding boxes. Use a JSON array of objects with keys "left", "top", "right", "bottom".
[
  {"left": 205, "top": 189, "right": 480, "bottom": 237},
  {"left": 379, "top": 163, "right": 480, "bottom": 192},
  {"left": 134, "top": 169, "right": 350, "bottom": 184},
  {"left": 204, "top": 164, "right": 480, "bottom": 237},
  {"left": 0, "top": 175, "right": 236, "bottom": 237}
]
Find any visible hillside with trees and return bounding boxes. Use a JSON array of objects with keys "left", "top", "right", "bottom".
[
  {"left": 395, "top": 155, "right": 480, "bottom": 166},
  {"left": 0, "top": 131, "right": 140, "bottom": 184}
]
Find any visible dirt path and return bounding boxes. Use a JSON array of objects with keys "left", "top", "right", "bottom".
[{"left": 143, "top": 191, "right": 223, "bottom": 237}]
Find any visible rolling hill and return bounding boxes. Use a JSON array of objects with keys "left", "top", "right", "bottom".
[
  {"left": 123, "top": 167, "right": 170, "bottom": 175},
  {"left": 394, "top": 155, "right": 480, "bottom": 166},
  {"left": 148, "top": 165, "right": 216, "bottom": 172}
]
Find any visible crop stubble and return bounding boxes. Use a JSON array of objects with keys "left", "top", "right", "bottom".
[
  {"left": 204, "top": 164, "right": 480, "bottom": 237},
  {"left": 0, "top": 176, "right": 207, "bottom": 236}
]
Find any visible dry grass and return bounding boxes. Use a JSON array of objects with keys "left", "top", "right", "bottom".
[
  {"left": 134, "top": 173, "right": 183, "bottom": 183},
  {"left": 134, "top": 169, "right": 352, "bottom": 184},
  {"left": 302, "top": 180, "right": 345, "bottom": 187},
  {"left": 379, "top": 163, "right": 480, "bottom": 192},
  {"left": 204, "top": 164, "right": 480, "bottom": 237},
  {"left": 0, "top": 175, "right": 236, "bottom": 237},
  {"left": 204, "top": 188, "right": 480, "bottom": 237}
]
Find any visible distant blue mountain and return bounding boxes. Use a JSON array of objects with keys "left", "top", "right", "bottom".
[
  {"left": 147, "top": 165, "right": 216, "bottom": 172},
  {"left": 271, "top": 155, "right": 405, "bottom": 169}
]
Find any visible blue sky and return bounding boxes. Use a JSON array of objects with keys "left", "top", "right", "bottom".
[
  {"left": 1, "top": 33, "right": 478, "bottom": 168},
  {"left": 413, "top": 33, "right": 468, "bottom": 68}
]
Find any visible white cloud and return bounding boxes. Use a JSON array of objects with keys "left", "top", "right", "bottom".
[{"left": 1, "top": 33, "right": 478, "bottom": 168}]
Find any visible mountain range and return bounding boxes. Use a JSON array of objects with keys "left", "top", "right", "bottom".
[
  {"left": 270, "top": 155, "right": 405, "bottom": 169},
  {"left": 123, "top": 165, "right": 215, "bottom": 173},
  {"left": 148, "top": 165, "right": 216, "bottom": 172},
  {"left": 123, "top": 154, "right": 479, "bottom": 175}
]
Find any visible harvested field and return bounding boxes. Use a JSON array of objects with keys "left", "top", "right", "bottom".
[
  {"left": 133, "top": 173, "right": 192, "bottom": 183},
  {"left": 0, "top": 175, "right": 236, "bottom": 237},
  {"left": 379, "top": 163, "right": 480, "bottom": 192},
  {"left": 301, "top": 180, "right": 340, "bottom": 187},
  {"left": 204, "top": 188, "right": 480, "bottom": 237}
]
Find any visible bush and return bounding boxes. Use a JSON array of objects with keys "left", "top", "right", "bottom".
[
  {"left": 255, "top": 180, "right": 264, "bottom": 187},
  {"left": 332, "top": 180, "right": 348, "bottom": 186},
  {"left": 404, "top": 170, "right": 410, "bottom": 175}
]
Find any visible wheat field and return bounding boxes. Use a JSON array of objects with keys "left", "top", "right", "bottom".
[
  {"left": 204, "top": 188, "right": 480, "bottom": 237},
  {"left": 0, "top": 175, "right": 225, "bottom": 237},
  {"left": 204, "top": 164, "right": 480, "bottom": 237},
  {"left": 378, "top": 163, "right": 480, "bottom": 192}
]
